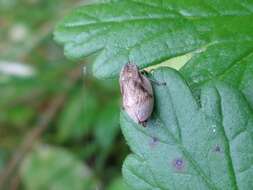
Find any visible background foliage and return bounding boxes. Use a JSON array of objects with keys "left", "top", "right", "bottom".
[{"left": 0, "top": 0, "right": 128, "bottom": 189}]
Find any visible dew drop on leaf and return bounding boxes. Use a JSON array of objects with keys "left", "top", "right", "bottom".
[{"left": 211, "top": 124, "right": 217, "bottom": 134}]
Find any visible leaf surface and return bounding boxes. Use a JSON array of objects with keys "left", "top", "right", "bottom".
[
  {"left": 181, "top": 42, "right": 253, "bottom": 109},
  {"left": 54, "top": 0, "right": 253, "bottom": 79},
  {"left": 95, "top": 99, "right": 120, "bottom": 149},
  {"left": 121, "top": 68, "right": 253, "bottom": 190},
  {"left": 57, "top": 88, "right": 98, "bottom": 142},
  {"left": 20, "top": 145, "right": 96, "bottom": 190}
]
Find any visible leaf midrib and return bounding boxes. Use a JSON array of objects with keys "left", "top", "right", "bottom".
[
  {"left": 61, "top": 14, "right": 253, "bottom": 28},
  {"left": 150, "top": 72, "right": 219, "bottom": 189},
  {"left": 155, "top": 114, "right": 218, "bottom": 190}
]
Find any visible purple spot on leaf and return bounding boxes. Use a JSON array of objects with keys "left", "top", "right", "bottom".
[
  {"left": 149, "top": 137, "right": 159, "bottom": 148},
  {"left": 172, "top": 158, "right": 185, "bottom": 171},
  {"left": 213, "top": 144, "right": 222, "bottom": 153}
]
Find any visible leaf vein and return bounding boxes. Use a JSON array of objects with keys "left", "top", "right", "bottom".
[
  {"left": 215, "top": 87, "right": 239, "bottom": 190},
  {"left": 152, "top": 72, "right": 219, "bottom": 189},
  {"left": 127, "top": 164, "right": 163, "bottom": 190}
]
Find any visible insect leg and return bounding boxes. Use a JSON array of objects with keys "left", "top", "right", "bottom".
[
  {"left": 139, "top": 120, "right": 147, "bottom": 127},
  {"left": 141, "top": 70, "right": 166, "bottom": 86},
  {"left": 141, "top": 72, "right": 166, "bottom": 86}
]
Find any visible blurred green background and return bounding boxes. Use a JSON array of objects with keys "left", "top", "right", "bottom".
[{"left": 0, "top": 0, "right": 129, "bottom": 189}]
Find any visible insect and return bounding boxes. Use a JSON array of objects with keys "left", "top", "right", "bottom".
[{"left": 119, "top": 63, "right": 154, "bottom": 127}]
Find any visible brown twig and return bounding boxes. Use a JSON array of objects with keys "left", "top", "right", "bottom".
[
  {"left": 9, "top": 174, "right": 20, "bottom": 190},
  {"left": 0, "top": 68, "right": 81, "bottom": 189}
]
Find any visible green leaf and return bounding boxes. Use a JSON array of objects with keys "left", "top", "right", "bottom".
[
  {"left": 121, "top": 68, "right": 253, "bottom": 190},
  {"left": 0, "top": 149, "right": 8, "bottom": 172},
  {"left": 95, "top": 99, "right": 120, "bottom": 149},
  {"left": 181, "top": 42, "right": 253, "bottom": 109},
  {"left": 54, "top": 0, "right": 253, "bottom": 78},
  {"left": 20, "top": 145, "right": 96, "bottom": 190},
  {"left": 0, "top": 106, "right": 35, "bottom": 127},
  {"left": 57, "top": 88, "right": 98, "bottom": 142},
  {"left": 107, "top": 177, "right": 129, "bottom": 190}
]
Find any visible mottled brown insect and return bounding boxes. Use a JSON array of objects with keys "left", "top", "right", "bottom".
[{"left": 119, "top": 63, "right": 154, "bottom": 127}]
